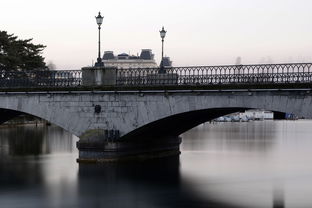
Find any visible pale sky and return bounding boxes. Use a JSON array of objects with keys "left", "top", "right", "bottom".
[{"left": 1, "top": 0, "right": 312, "bottom": 69}]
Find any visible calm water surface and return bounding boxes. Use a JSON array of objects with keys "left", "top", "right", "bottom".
[{"left": 1, "top": 121, "right": 312, "bottom": 207}]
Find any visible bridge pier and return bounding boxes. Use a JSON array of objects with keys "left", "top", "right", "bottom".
[{"left": 76, "top": 136, "right": 182, "bottom": 163}]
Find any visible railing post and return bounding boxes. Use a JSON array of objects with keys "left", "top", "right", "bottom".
[{"left": 81, "top": 66, "right": 117, "bottom": 86}]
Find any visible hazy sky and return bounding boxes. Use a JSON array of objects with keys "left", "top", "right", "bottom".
[{"left": 1, "top": 0, "right": 312, "bottom": 69}]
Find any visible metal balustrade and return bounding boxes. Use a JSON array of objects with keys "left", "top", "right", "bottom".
[
  {"left": 0, "top": 63, "right": 311, "bottom": 88},
  {"left": 0, "top": 70, "right": 82, "bottom": 88},
  {"left": 116, "top": 63, "right": 312, "bottom": 86}
]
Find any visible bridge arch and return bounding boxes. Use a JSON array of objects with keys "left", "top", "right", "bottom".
[
  {"left": 122, "top": 108, "right": 247, "bottom": 140},
  {"left": 121, "top": 108, "right": 292, "bottom": 140},
  {"left": 0, "top": 107, "right": 81, "bottom": 138},
  {"left": 0, "top": 90, "right": 310, "bottom": 162},
  {"left": 0, "top": 90, "right": 310, "bottom": 140},
  {"left": 0, "top": 108, "right": 78, "bottom": 136},
  {"left": 0, "top": 109, "right": 23, "bottom": 124},
  {"left": 0, "top": 95, "right": 85, "bottom": 137},
  {"left": 120, "top": 90, "right": 312, "bottom": 141}
]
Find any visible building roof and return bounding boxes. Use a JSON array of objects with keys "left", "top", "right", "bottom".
[
  {"left": 140, "top": 49, "right": 154, "bottom": 60},
  {"left": 103, "top": 49, "right": 156, "bottom": 61},
  {"left": 162, "top": 57, "right": 172, "bottom": 67},
  {"left": 118, "top": 53, "right": 129, "bottom": 57},
  {"left": 103, "top": 51, "right": 115, "bottom": 60}
]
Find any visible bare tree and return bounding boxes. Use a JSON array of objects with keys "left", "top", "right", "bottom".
[
  {"left": 47, "top": 61, "right": 56, "bottom": 70},
  {"left": 235, "top": 56, "right": 242, "bottom": 65},
  {"left": 235, "top": 56, "right": 242, "bottom": 75}
]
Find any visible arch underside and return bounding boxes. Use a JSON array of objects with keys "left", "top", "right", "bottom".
[
  {"left": 122, "top": 108, "right": 248, "bottom": 141},
  {"left": 121, "top": 108, "right": 289, "bottom": 141},
  {"left": 0, "top": 107, "right": 288, "bottom": 141},
  {"left": 0, "top": 109, "right": 24, "bottom": 124},
  {"left": 0, "top": 108, "right": 49, "bottom": 129},
  {"left": 0, "top": 106, "right": 81, "bottom": 137}
]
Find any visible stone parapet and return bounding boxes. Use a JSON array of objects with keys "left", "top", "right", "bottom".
[{"left": 82, "top": 66, "right": 117, "bottom": 86}]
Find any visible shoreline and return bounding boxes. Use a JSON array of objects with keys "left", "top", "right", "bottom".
[{"left": 0, "top": 120, "right": 49, "bottom": 128}]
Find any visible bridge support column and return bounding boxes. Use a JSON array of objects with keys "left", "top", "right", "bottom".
[{"left": 76, "top": 136, "right": 182, "bottom": 163}]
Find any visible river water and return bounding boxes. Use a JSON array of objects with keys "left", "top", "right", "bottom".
[{"left": 0, "top": 120, "right": 312, "bottom": 208}]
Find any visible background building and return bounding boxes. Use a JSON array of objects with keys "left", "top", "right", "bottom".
[
  {"left": 103, "top": 49, "right": 158, "bottom": 69},
  {"left": 162, "top": 57, "right": 172, "bottom": 67}
]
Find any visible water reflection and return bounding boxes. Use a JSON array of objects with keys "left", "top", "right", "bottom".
[
  {"left": 78, "top": 157, "right": 182, "bottom": 208},
  {"left": 78, "top": 157, "right": 236, "bottom": 208},
  {"left": 182, "top": 121, "right": 277, "bottom": 153},
  {"left": 2, "top": 121, "right": 312, "bottom": 207},
  {"left": 181, "top": 120, "right": 312, "bottom": 208},
  {"left": 273, "top": 185, "right": 285, "bottom": 208},
  {"left": 0, "top": 125, "right": 236, "bottom": 208},
  {"left": 7, "top": 126, "right": 44, "bottom": 155},
  {"left": 0, "top": 125, "right": 75, "bottom": 156},
  {"left": 0, "top": 125, "right": 78, "bottom": 208}
]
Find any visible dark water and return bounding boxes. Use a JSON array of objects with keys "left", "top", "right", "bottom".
[{"left": 1, "top": 121, "right": 312, "bottom": 208}]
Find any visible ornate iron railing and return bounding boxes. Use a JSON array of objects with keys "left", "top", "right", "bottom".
[
  {"left": 116, "top": 63, "right": 312, "bottom": 86},
  {"left": 0, "top": 63, "right": 312, "bottom": 88},
  {"left": 0, "top": 70, "right": 82, "bottom": 88}
]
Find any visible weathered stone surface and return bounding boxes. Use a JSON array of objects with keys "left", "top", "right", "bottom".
[
  {"left": 0, "top": 90, "right": 311, "bottom": 162},
  {"left": 0, "top": 90, "right": 311, "bottom": 139}
]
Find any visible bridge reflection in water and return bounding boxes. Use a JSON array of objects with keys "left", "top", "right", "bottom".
[
  {"left": 5, "top": 119, "right": 312, "bottom": 207},
  {"left": 0, "top": 125, "right": 237, "bottom": 208},
  {"left": 78, "top": 158, "right": 238, "bottom": 208}
]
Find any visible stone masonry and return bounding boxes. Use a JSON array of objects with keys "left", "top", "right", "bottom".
[
  {"left": 0, "top": 90, "right": 311, "bottom": 161},
  {"left": 0, "top": 90, "right": 311, "bottom": 138}
]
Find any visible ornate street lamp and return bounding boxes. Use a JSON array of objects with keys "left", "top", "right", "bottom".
[
  {"left": 95, "top": 12, "right": 104, "bottom": 67},
  {"left": 159, "top": 26, "right": 167, "bottom": 73}
]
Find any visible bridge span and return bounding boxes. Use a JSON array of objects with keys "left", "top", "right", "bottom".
[
  {"left": 0, "top": 88, "right": 311, "bottom": 162},
  {"left": 0, "top": 63, "right": 311, "bottom": 162}
]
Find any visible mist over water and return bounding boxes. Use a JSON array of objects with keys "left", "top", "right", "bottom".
[{"left": 0, "top": 121, "right": 312, "bottom": 207}]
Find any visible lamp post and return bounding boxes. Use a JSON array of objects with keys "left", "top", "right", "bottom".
[
  {"left": 159, "top": 26, "right": 167, "bottom": 73},
  {"left": 95, "top": 12, "right": 104, "bottom": 67}
]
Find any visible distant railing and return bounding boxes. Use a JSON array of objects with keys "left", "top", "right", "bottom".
[
  {"left": 116, "top": 63, "right": 312, "bottom": 86},
  {"left": 0, "top": 63, "right": 312, "bottom": 88},
  {"left": 0, "top": 70, "right": 82, "bottom": 88}
]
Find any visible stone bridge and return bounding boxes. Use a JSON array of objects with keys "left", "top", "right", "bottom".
[{"left": 0, "top": 88, "right": 311, "bottom": 162}]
